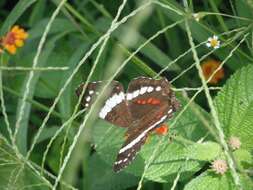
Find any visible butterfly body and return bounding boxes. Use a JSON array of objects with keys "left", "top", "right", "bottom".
[{"left": 76, "top": 77, "right": 180, "bottom": 172}]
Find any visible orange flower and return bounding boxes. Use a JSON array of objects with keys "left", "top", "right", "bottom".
[
  {"left": 1, "top": 25, "right": 28, "bottom": 54},
  {"left": 201, "top": 59, "right": 224, "bottom": 84}
]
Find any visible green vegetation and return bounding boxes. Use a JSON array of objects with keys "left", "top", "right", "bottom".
[{"left": 0, "top": 0, "right": 252, "bottom": 189}]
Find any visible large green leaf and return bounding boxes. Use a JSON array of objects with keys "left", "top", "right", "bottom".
[
  {"left": 233, "top": 149, "right": 253, "bottom": 170},
  {"left": 91, "top": 95, "right": 218, "bottom": 182},
  {"left": 214, "top": 65, "right": 253, "bottom": 150},
  {"left": 185, "top": 142, "right": 221, "bottom": 161},
  {"left": 184, "top": 171, "right": 253, "bottom": 190},
  {"left": 87, "top": 154, "right": 138, "bottom": 190}
]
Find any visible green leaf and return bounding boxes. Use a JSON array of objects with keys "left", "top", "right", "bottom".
[
  {"left": 57, "top": 42, "right": 93, "bottom": 121},
  {"left": 170, "top": 96, "right": 211, "bottom": 142},
  {"left": 92, "top": 121, "right": 202, "bottom": 182},
  {"left": 234, "top": 0, "right": 253, "bottom": 49},
  {"left": 214, "top": 65, "right": 253, "bottom": 150},
  {"left": 233, "top": 149, "right": 253, "bottom": 170},
  {"left": 28, "top": 18, "right": 76, "bottom": 40},
  {"left": 184, "top": 171, "right": 253, "bottom": 190},
  {"left": 34, "top": 51, "right": 70, "bottom": 99},
  {"left": 96, "top": 18, "right": 181, "bottom": 72},
  {"left": 0, "top": 0, "right": 37, "bottom": 35},
  {"left": 36, "top": 126, "right": 59, "bottom": 144},
  {"left": 87, "top": 154, "right": 138, "bottom": 190},
  {"left": 235, "top": 0, "right": 253, "bottom": 20},
  {"left": 28, "top": 0, "right": 46, "bottom": 27},
  {"left": 185, "top": 142, "right": 222, "bottom": 161}
]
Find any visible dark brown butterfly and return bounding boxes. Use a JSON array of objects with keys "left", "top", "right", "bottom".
[{"left": 76, "top": 77, "right": 180, "bottom": 172}]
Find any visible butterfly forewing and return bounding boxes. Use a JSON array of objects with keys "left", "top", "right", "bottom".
[
  {"left": 76, "top": 81, "right": 132, "bottom": 128},
  {"left": 126, "top": 77, "right": 175, "bottom": 120}
]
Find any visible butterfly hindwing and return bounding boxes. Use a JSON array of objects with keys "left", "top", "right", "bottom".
[
  {"left": 113, "top": 107, "right": 169, "bottom": 172},
  {"left": 113, "top": 133, "right": 148, "bottom": 172},
  {"left": 76, "top": 81, "right": 132, "bottom": 128}
]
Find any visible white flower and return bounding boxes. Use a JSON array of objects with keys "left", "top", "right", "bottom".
[
  {"left": 228, "top": 136, "right": 241, "bottom": 150},
  {"left": 211, "top": 159, "right": 228, "bottom": 175},
  {"left": 206, "top": 35, "right": 220, "bottom": 49}
]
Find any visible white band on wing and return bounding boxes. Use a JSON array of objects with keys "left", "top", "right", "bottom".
[
  {"left": 119, "top": 115, "right": 167, "bottom": 154},
  {"left": 99, "top": 92, "right": 125, "bottom": 119}
]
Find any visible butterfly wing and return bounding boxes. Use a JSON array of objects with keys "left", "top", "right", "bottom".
[
  {"left": 126, "top": 77, "right": 179, "bottom": 120},
  {"left": 76, "top": 81, "right": 132, "bottom": 128},
  {"left": 113, "top": 77, "right": 180, "bottom": 172},
  {"left": 113, "top": 108, "right": 169, "bottom": 172},
  {"left": 113, "top": 131, "right": 148, "bottom": 172}
]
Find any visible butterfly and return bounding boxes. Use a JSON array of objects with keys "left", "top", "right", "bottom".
[{"left": 76, "top": 77, "right": 180, "bottom": 172}]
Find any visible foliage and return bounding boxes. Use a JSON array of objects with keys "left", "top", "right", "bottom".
[{"left": 0, "top": 0, "right": 253, "bottom": 189}]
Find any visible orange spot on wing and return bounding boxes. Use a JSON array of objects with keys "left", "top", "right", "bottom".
[
  {"left": 141, "top": 100, "right": 146, "bottom": 104},
  {"left": 134, "top": 98, "right": 160, "bottom": 105},
  {"left": 151, "top": 99, "right": 160, "bottom": 105},
  {"left": 136, "top": 100, "right": 142, "bottom": 104},
  {"left": 155, "top": 124, "right": 169, "bottom": 135},
  {"left": 147, "top": 98, "right": 153, "bottom": 103}
]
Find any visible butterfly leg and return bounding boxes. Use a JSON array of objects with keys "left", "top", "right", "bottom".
[
  {"left": 145, "top": 135, "right": 151, "bottom": 144},
  {"left": 124, "top": 133, "right": 129, "bottom": 140},
  {"left": 155, "top": 123, "right": 169, "bottom": 135}
]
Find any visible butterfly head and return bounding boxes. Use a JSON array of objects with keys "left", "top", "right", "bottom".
[
  {"left": 160, "top": 78, "right": 180, "bottom": 112},
  {"left": 170, "top": 92, "right": 181, "bottom": 112}
]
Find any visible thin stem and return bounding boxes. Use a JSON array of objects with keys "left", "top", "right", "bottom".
[
  {"left": 0, "top": 66, "right": 69, "bottom": 71},
  {"left": 173, "top": 87, "right": 222, "bottom": 91},
  {"left": 0, "top": 55, "right": 13, "bottom": 143}
]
